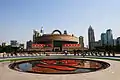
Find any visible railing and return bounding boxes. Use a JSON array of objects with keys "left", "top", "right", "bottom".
[{"left": 0, "top": 51, "right": 116, "bottom": 58}]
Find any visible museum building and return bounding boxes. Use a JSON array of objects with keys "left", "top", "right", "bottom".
[{"left": 29, "top": 29, "right": 84, "bottom": 52}]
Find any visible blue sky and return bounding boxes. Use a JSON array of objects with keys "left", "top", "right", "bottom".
[{"left": 0, "top": 0, "right": 120, "bottom": 46}]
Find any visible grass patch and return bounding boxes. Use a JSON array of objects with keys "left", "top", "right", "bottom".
[
  {"left": 0, "top": 57, "right": 120, "bottom": 62},
  {"left": 0, "top": 57, "right": 41, "bottom": 62},
  {"left": 87, "top": 57, "right": 120, "bottom": 61}
]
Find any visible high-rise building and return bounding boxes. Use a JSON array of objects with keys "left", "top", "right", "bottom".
[
  {"left": 116, "top": 37, "right": 120, "bottom": 45},
  {"left": 2, "top": 42, "right": 6, "bottom": 47},
  {"left": 106, "top": 29, "right": 113, "bottom": 46},
  {"left": 19, "top": 44, "right": 24, "bottom": 49},
  {"left": 113, "top": 39, "right": 117, "bottom": 46},
  {"left": 88, "top": 25, "right": 95, "bottom": 49},
  {"left": 33, "top": 30, "right": 40, "bottom": 43},
  {"left": 79, "top": 36, "right": 84, "bottom": 48},
  {"left": 10, "top": 40, "right": 19, "bottom": 47},
  {"left": 101, "top": 33, "right": 107, "bottom": 46},
  {"left": 26, "top": 40, "right": 33, "bottom": 49},
  {"left": 91, "top": 40, "right": 102, "bottom": 49}
]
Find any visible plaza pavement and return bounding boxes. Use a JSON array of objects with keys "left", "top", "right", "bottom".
[{"left": 0, "top": 55, "right": 120, "bottom": 80}]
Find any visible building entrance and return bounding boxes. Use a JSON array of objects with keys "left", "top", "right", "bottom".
[
  {"left": 53, "top": 40, "right": 62, "bottom": 51},
  {"left": 54, "top": 47, "right": 61, "bottom": 52}
]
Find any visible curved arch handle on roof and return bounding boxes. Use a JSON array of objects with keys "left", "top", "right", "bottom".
[{"left": 52, "top": 30, "right": 62, "bottom": 35}]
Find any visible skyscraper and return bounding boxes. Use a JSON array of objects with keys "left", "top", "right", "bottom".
[
  {"left": 33, "top": 30, "right": 40, "bottom": 43},
  {"left": 79, "top": 36, "right": 84, "bottom": 48},
  {"left": 26, "top": 40, "right": 33, "bottom": 49},
  {"left": 101, "top": 33, "right": 107, "bottom": 46},
  {"left": 106, "top": 29, "right": 113, "bottom": 46},
  {"left": 116, "top": 37, "right": 120, "bottom": 45},
  {"left": 88, "top": 25, "right": 95, "bottom": 49}
]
